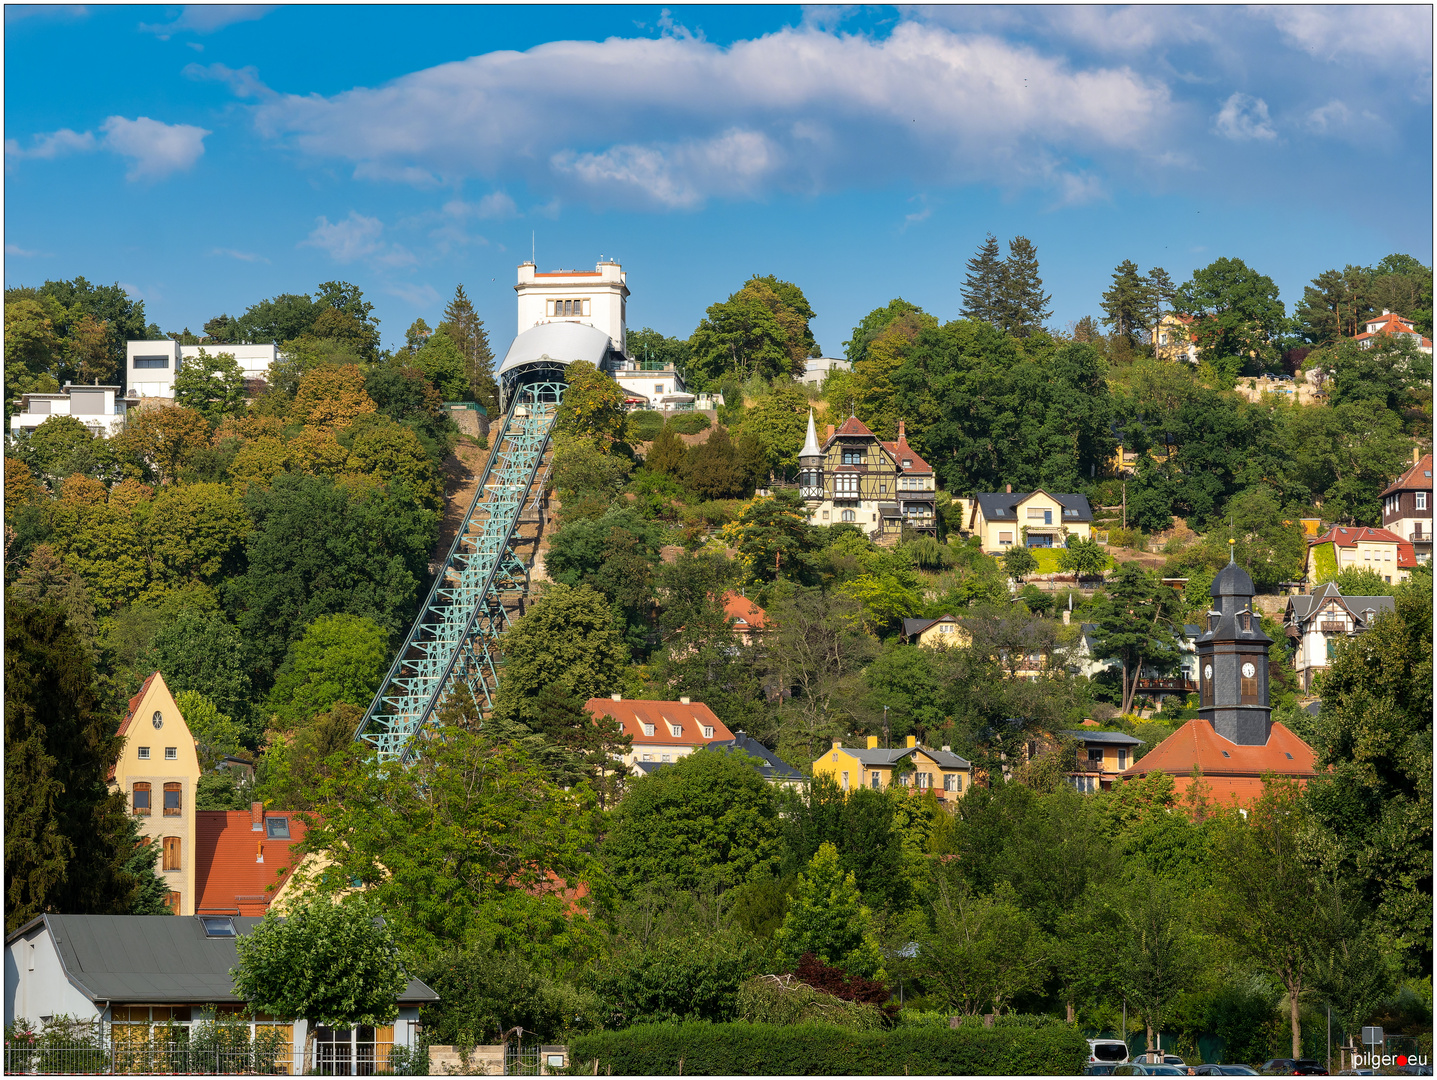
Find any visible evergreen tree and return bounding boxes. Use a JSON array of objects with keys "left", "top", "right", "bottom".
[
  {"left": 5, "top": 599, "right": 139, "bottom": 931},
  {"left": 438, "top": 285, "right": 498, "bottom": 414},
  {"left": 774, "top": 842, "right": 886, "bottom": 979},
  {"left": 998, "top": 236, "right": 1053, "bottom": 338},
  {"left": 959, "top": 233, "right": 1004, "bottom": 326},
  {"left": 122, "top": 815, "right": 172, "bottom": 916},
  {"left": 1101, "top": 259, "right": 1150, "bottom": 341},
  {"left": 1145, "top": 267, "right": 1177, "bottom": 339},
  {"left": 530, "top": 684, "right": 631, "bottom": 809},
  {"left": 645, "top": 424, "right": 687, "bottom": 477},
  {"left": 680, "top": 426, "right": 745, "bottom": 500}
]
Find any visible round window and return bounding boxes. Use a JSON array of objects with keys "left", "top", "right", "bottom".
[{"left": 152, "top": 710, "right": 163, "bottom": 729}]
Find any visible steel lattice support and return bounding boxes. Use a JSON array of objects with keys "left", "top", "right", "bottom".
[{"left": 355, "top": 381, "right": 564, "bottom": 762}]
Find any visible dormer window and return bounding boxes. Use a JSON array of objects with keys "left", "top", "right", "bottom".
[
  {"left": 669, "top": 723, "right": 683, "bottom": 738},
  {"left": 1239, "top": 611, "right": 1252, "bottom": 632},
  {"left": 642, "top": 723, "right": 656, "bottom": 738}
]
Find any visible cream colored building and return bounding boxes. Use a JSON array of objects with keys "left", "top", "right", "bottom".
[
  {"left": 1154, "top": 313, "right": 1199, "bottom": 364},
  {"left": 110, "top": 673, "right": 201, "bottom": 916},
  {"left": 514, "top": 260, "right": 628, "bottom": 354},
  {"left": 1305, "top": 525, "right": 1415, "bottom": 586},
  {"left": 584, "top": 695, "right": 733, "bottom": 773},
  {"left": 900, "top": 615, "right": 972, "bottom": 648},
  {"left": 813, "top": 736, "right": 972, "bottom": 805},
  {"left": 967, "top": 489, "right": 1094, "bottom": 551}
]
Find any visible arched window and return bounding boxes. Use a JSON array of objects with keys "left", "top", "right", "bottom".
[
  {"left": 841, "top": 509, "right": 855, "bottom": 522},
  {"left": 163, "top": 782, "right": 182, "bottom": 817},
  {"left": 132, "top": 783, "right": 151, "bottom": 816}
]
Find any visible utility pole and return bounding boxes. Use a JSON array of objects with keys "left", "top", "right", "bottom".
[
  {"left": 883, "top": 705, "right": 890, "bottom": 749},
  {"left": 1122, "top": 481, "right": 1127, "bottom": 531}
]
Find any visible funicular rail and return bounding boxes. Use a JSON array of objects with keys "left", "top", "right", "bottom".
[{"left": 355, "top": 382, "right": 564, "bottom": 762}]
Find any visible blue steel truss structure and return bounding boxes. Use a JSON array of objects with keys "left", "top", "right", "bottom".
[{"left": 355, "top": 381, "right": 565, "bottom": 762}]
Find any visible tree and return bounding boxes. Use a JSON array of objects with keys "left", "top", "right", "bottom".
[
  {"left": 1293, "top": 265, "right": 1375, "bottom": 346},
  {"left": 1304, "top": 575, "right": 1432, "bottom": 967},
  {"left": 740, "top": 382, "right": 810, "bottom": 476},
  {"left": 288, "top": 365, "right": 378, "bottom": 431},
  {"left": 116, "top": 406, "right": 211, "bottom": 484},
  {"left": 1209, "top": 779, "right": 1322, "bottom": 1059},
  {"left": 121, "top": 814, "right": 172, "bottom": 915},
  {"left": 553, "top": 361, "right": 627, "bottom": 446},
  {"left": 1001, "top": 544, "right": 1038, "bottom": 583},
  {"left": 1175, "top": 257, "right": 1287, "bottom": 377},
  {"left": 13, "top": 415, "right": 114, "bottom": 485},
  {"left": 1101, "top": 260, "right": 1150, "bottom": 341},
  {"left": 1057, "top": 535, "right": 1108, "bottom": 581},
  {"left": 293, "top": 725, "right": 598, "bottom": 951},
  {"left": 1087, "top": 563, "right": 1181, "bottom": 715},
  {"left": 1305, "top": 879, "right": 1397, "bottom": 1051},
  {"left": 439, "top": 284, "right": 499, "bottom": 413},
  {"left": 413, "top": 331, "right": 469, "bottom": 401},
  {"left": 1144, "top": 267, "right": 1178, "bottom": 342},
  {"left": 5, "top": 297, "right": 63, "bottom": 418},
  {"left": 491, "top": 583, "right": 630, "bottom": 731},
  {"left": 603, "top": 750, "right": 782, "bottom": 901},
  {"left": 644, "top": 424, "right": 687, "bottom": 477},
  {"left": 234, "top": 292, "right": 321, "bottom": 346},
  {"left": 174, "top": 690, "right": 244, "bottom": 771},
  {"left": 680, "top": 426, "right": 746, "bottom": 500},
  {"left": 146, "top": 481, "right": 251, "bottom": 590},
  {"left": 344, "top": 417, "right": 444, "bottom": 512},
  {"left": 720, "top": 490, "right": 818, "bottom": 583},
  {"left": 67, "top": 313, "right": 116, "bottom": 385},
  {"left": 687, "top": 276, "right": 815, "bottom": 386},
  {"left": 915, "top": 877, "right": 1049, "bottom": 1016},
  {"left": 173, "top": 350, "right": 248, "bottom": 422},
  {"left": 1281, "top": 400, "right": 1412, "bottom": 525},
  {"left": 1116, "top": 872, "right": 1201, "bottom": 1057},
  {"left": 959, "top": 234, "right": 1004, "bottom": 327},
  {"left": 997, "top": 236, "right": 1053, "bottom": 338},
  {"left": 843, "top": 299, "right": 934, "bottom": 367},
  {"left": 266, "top": 614, "right": 389, "bottom": 729},
  {"left": 231, "top": 896, "right": 407, "bottom": 1067},
  {"left": 140, "top": 610, "right": 254, "bottom": 738},
  {"left": 528, "top": 684, "right": 631, "bottom": 808},
  {"left": 5, "top": 599, "right": 139, "bottom": 931},
  {"left": 774, "top": 842, "right": 885, "bottom": 980},
  {"left": 1332, "top": 567, "right": 1393, "bottom": 595},
  {"left": 10, "top": 544, "right": 101, "bottom": 662}
]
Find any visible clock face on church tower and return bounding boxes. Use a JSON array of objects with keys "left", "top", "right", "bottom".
[
  {"left": 1203, "top": 664, "right": 1213, "bottom": 682},
  {"left": 1241, "top": 662, "right": 1256, "bottom": 679}
]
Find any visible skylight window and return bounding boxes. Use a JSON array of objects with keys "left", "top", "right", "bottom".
[
  {"left": 200, "top": 916, "right": 235, "bottom": 937},
  {"left": 265, "top": 817, "right": 290, "bottom": 840}
]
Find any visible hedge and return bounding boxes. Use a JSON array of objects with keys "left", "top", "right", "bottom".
[
  {"left": 626, "top": 410, "right": 665, "bottom": 443},
  {"left": 568, "top": 1020, "right": 1087, "bottom": 1075},
  {"left": 667, "top": 413, "right": 711, "bottom": 435}
]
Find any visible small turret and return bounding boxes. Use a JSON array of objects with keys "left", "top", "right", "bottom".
[
  {"left": 1196, "top": 548, "right": 1273, "bottom": 746},
  {"left": 799, "top": 410, "right": 825, "bottom": 501}
]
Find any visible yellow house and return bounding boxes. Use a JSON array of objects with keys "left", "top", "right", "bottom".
[
  {"left": 812, "top": 735, "right": 973, "bottom": 806},
  {"left": 1058, "top": 729, "right": 1144, "bottom": 793},
  {"left": 968, "top": 489, "right": 1094, "bottom": 551},
  {"left": 1155, "top": 313, "right": 1199, "bottom": 364},
  {"left": 900, "top": 614, "right": 972, "bottom": 648},
  {"left": 110, "top": 672, "right": 201, "bottom": 915}
]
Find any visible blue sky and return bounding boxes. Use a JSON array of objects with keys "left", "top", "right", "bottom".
[{"left": 5, "top": 4, "right": 1432, "bottom": 356}]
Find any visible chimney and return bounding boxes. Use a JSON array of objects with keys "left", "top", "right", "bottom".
[
  {"left": 897, "top": 419, "right": 906, "bottom": 440},
  {"left": 610, "top": 692, "right": 622, "bottom": 701},
  {"left": 831, "top": 739, "right": 842, "bottom": 749},
  {"left": 250, "top": 801, "right": 264, "bottom": 832},
  {"left": 825, "top": 424, "right": 835, "bottom": 440},
  {"left": 1006, "top": 484, "right": 1012, "bottom": 494},
  {"left": 942, "top": 744, "right": 951, "bottom": 753},
  {"left": 866, "top": 735, "right": 879, "bottom": 749},
  {"left": 1062, "top": 610, "right": 1071, "bottom": 625},
  {"left": 905, "top": 735, "right": 917, "bottom": 748},
  {"left": 256, "top": 839, "right": 264, "bottom": 864},
  {"left": 679, "top": 696, "right": 691, "bottom": 705}
]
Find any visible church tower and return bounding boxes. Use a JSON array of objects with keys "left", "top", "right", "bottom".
[
  {"left": 1196, "top": 546, "right": 1273, "bottom": 745},
  {"left": 798, "top": 410, "right": 825, "bottom": 502}
]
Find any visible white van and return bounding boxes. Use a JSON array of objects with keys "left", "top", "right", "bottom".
[{"left": 1088, "top": 1038, "right": 1131, "bottom": 1065}]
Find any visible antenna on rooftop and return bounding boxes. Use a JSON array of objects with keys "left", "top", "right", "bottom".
[{"left": 532, "top": 231, "right": 536, "bottom": 266}]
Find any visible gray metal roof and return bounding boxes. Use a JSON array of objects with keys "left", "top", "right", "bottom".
[
  {"left": 1061, "top": 729, "right": 1144, "bottom": 746},
  {"left": 1286, "top": 586, "right": 1394, "bottom": 627},
  {"left": 702, "top": 733, "right": 804, "bottom": 780},
  {"left": 902, "top": 615, "right": 959, "bottom": 639},
  {"left": 14, "top": 914, "right": 438, "bottom": 1005},
  {"left": 838, "top": 744, "right": 973, "bottom": 769},
  {"left": 974, "top": 491, "right": 1094, "bottom": 524},
  {"left": 497, "top": 321, "right": 618, "bottom": 378}
]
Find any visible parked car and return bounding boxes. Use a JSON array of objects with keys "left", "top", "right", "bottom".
[
  {"left": 1089, "top": 1039, "right": 1132, "bottom": 1066},
  {"left": 1261, "top": 1061, "right": 1327, "bottom": 1075},
  {"left": 1085, "top": 1066, "right": 1119, "bottom": 1076},
  {"left": 1196, "top": 1067, "right": 1259, "bottom": 1076},
  {"left": 1115, "top": 1066, "right": 1188, "bottom": 1077}
]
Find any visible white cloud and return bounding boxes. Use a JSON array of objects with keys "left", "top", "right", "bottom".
[
  {"left": 141, "top": 5, "right": 274, "bottom": 38},
  {"left": 249, "top": 22, "right": 1173, "bottom": 208},
  {"left": 301, "top": 211, "right": 385, "bottom": 262},
  {"left": 209, "top": 247, "right": 269, "bottom": 263},
  {"left": 386, "top": 282, "right": 441, "bottom": 308},
  {"left": 1256, "top": 5, "right": 1431, "bottom": 70},
  {"left": 6, "top": 243, "right": 41, "bottom": 256},
  {"left": 5, "top": 128, "right": 96, "bottom": 161},
  {"left": 5, "top": 6, "right": 88, "bottom": 24},
  {"left": 184, "top": 62, "right": 272, "bottom": 99},
  {"left": 100, "top": 116, "right": 210, "bottom": 179},
  {"left": 1212, "top": 93, "right": 1276, "bottom": 141}
]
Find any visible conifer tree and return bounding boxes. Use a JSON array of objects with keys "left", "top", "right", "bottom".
[
  {"left": 998, "top": 236, "right": 1053, "bottom": 338},
  {"left": 959, "top": 233, "right": 1004, "bottom": 326},
  {"left": 438, "top": 285, "right": 498, "bottom": 414},
  {"left": 1145, "top": 267, "right": 1177, "bottom": 341},
  {"left": 645, "top": 425, "right": 688, "bottom": 477},
  {"left": 774, "top": 842, "right": 886, "bottom": 979},
  {"left": 1101, "top": 259, "right": 1149, "bottom": 341}
]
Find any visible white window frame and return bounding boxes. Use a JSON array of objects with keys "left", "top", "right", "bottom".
[
  {"left": 1418, "top": 492, "right": 1428, "bottom": 510},
  {"left": 138, "top": 747, "right": 151, "bottom": 760},
  {"left": 164, "top": 747, "right": 177, "bottom": 760},
  {"left": 642, "top": 723, "right": 656, "bottom": 737},
  {"left": 701, "top": 725, "right": 714, "bottom": 738}
]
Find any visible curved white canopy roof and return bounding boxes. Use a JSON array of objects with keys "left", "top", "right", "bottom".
[{"left": 498, "top": 321, "right": 617, "bottom": 379}]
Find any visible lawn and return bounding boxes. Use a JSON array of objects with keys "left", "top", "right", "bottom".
[{"left": 990, "top": 546, "right": 1114, "bottom": 575}]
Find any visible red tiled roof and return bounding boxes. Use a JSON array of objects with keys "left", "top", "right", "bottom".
[
  {"left": 1381, "top": 453, "right": 1433, "bottom": 497},
  {"left": 1398, "top": 542, "right": 1417, "bottom": 568},
  {"left": 723, "top": 591, "right": 768, "bottom": 630},
  {"left": 1121, "top": 719, "right": 1316, "bottom": 782},
  {"left": 1310, "top": 525, "right": 1404, "bottom": 547},
  {"left": 194, "top": 810, "right": 308, "bottom": 916},
  {"left": 832, "top": 415, "right": 875, "bottom": 439},
  {"left": 584, "top": 699, "right": 733, "bottom": 747},
  {"left": 116, "top": 672, "right": 159, "bottom": 739},
  {"left": 880, "top": 422, "right": 933, "bottom": 475},
  {"left": 533, "top": 271, "right": 601, "bottom": 277},
  {"left": 1353, "top": 312, "right": 1432, "bottom": 348}
]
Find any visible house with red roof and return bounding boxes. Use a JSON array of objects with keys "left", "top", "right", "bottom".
[
  {"left": 194, "top": 803, "right": 309, "bottom": 918},
  {"left": 796, "top": 410, "right": 936, "bottom": 537},
  {"left": 1120, "top": 559, "right": 1317, "bottom": 806},
  {"left": 1353, "top": 310, "right": 1433, "bottom": 354},
  {"left": 1381, "top": 450, "right": 1433, "bottom": 562},
  {"left": 722, "top": 591, "right": 768, "bottom": 644},
  {"left": 1305, "top": 524, "right": 1414, "bottom": 587},
  {"left": 585, "top": 695, "right": 733, "bottom": 774}
]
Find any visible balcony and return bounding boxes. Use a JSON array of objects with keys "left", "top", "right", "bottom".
[{"left": 1134, "top": 676, "right": 1197, "bottom": 694}]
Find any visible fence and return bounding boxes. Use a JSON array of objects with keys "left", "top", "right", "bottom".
[{"left": 3, "top": 1035, "right": 409, "bottom": 1075}]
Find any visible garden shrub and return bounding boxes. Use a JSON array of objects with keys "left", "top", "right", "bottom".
[
  {"left": 667, "top": 412, "right": 712, "bottom": 435},
  {"left": 568, "top": 1019, "right": 1087, "bottom": 1075},
  {"left": 625, "top": 410, "right": 665, "bottom": 443},
  {"left": 736, "top": 975, "right": 885, "bottom": 1031}
]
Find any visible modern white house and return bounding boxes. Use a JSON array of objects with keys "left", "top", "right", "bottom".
[
  {"left": 800, "top": 356, "right": 851, "bottom": 386},
  {"left": 10, "top": 384, "right": 128, "bottom": 438},
  {"left": 609, "top": 355, "right": 688, "bottom": 410},
  {"left": 5, "top": 914, "right": 437, "bottom": 1075},
  {"left": 126, "top": 341, "right": 280, "bottom": 399}
]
